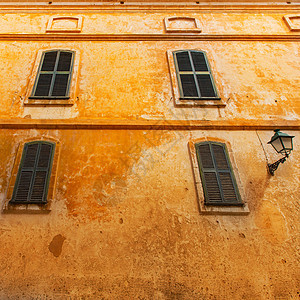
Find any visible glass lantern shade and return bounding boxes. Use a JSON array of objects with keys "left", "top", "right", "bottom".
[{"left": 268, "top": 129, "right": 294, "bottom": 155}]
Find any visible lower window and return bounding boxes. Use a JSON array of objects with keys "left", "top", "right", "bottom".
[
  {"left": 196, "top": 141, "right": 242, "bottom": 206},
  {"left": 10, "top": 141, "right": 55, "bottom": 204},
  {"left": 189, "top": 140, "right": 249, "bottom": 215}
]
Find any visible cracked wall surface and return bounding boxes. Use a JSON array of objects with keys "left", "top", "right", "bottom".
[{"left": 0, "top": 3, "right": 299, "bottom": 299}]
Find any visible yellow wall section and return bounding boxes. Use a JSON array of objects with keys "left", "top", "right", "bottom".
[
  {"left": 0, "top": 129, "right": 299, "bottom": 298},
  {"left": 0, "top": 3, "right": 299, "bottom": 299},
  {"left": 0, "top": 41, "right": 299, "bottom": 120},
  {"left": 0, "top": 13, "right": 297, "bottom": 34}
]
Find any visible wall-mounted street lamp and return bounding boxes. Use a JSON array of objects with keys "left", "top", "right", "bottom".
[{"left": 267, "top": 129, "right": 295, "bottom": 175}]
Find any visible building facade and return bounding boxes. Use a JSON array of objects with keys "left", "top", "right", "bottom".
[{"left": 0, "top": 1, "right": 299, "bottom": 298}]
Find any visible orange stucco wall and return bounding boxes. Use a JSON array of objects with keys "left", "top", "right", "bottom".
[
  {"left": 0, "top": 3, "right": 299, "bottom": 299},
  {"left": 0, "top": 40, "right": 299, "bottom": 121}
]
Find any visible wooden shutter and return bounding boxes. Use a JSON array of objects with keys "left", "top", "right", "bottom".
[
  {"left": 176, "top": 51, "right": 193, "bottom": 71},
  {"left": 11, "top": 142, "right": 55, "bottom": 204},
  {"left": 31, "top": 50, "right": 74, "bottom": 99},
  {"left": 196, "top": 142, "right": 242, "bottom": 206},
  {"left": 174, "top": 50, "right": 218, "bottom": 99},
  {"left": 52, "top": 51, "right": 73, "bottom": 96},
  {"left": 191, "top": 52, "right": 208, "bottom": 72}
]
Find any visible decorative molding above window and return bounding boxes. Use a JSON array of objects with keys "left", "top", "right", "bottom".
[
  {"left": 46, "top": 16, "right": 83, "bottom": 33},
  {"left": 24, "top": 48, "right": 80, "bottom": 106},
  {"left": 164, "top": 17, "right": 201, "bottom": 33},
  {"left": 188, "top": 138, "right": 249, "bottom": 215},
  {"left": 283, "top": 14, "right": 300, "bottom": 32}
]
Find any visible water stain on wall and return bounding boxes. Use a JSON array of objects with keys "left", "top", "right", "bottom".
[{"left": 48, "top": 234, "right": 66, "bottom": 257}]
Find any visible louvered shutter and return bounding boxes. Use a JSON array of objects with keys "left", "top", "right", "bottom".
[
  {"left": 13, "top": 144, "right": 39, "bottom": 202},
  {"left": 31, "top": 50, "right": 74, "bottom": 98},
  {"left": 34, "top": 74, "right": 53, "bottom": 96},
  {"left": 176, "top": 52, "right": 198, "bottom": 97},
  {"left": 196, "top": 75, "right": 215, "bottom": 97},
  {"left": 11, "top": 142, "right": 55, "bottom": 204},
  {"left": 196, "top": 142, "right": 241, "bottom": 206},
  {"left": 176, "top": 52, "right": 193, "bottom": 71},
  {"left": 174, "top": 50, "right": 218, "bottom": 99},
  {"left": 52, "top": 51, "right": 73, "bottom": 96},
  {"left": 191, "top": 52, "right": 208, "bottom": 72},
  {"left": 180, "top": 75, "right": 198, "bottom": 97}
]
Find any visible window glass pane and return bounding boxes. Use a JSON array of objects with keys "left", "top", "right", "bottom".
[
  {"left": 197, "top": 74, "right": 216, "bottom": 97},
  {"left": 176, "top": 52, "right": 192, "bottom": 71},
  {"left": 191, "top": 52, "right": 208, "bottom": 72},
  {"left": 180, "top": 74, "right": 198, "bottom": 97},
  {"left": 34, "top": 74, "right": 52, "bottom": 96},
  {"left": 57, "top": 52, "right": 73, "bottom": 71},
  {"left": 281, "top": 137, "right": 293, "bottom": 151},
  {"left": 41, "top": 51, "right": 57, "bottom": 71},
  {"left": 271, "top": 138, "right": 283, "bottom": 153},
  {"left": 51, "top": 74, "right": 69, "bottom": 96}
]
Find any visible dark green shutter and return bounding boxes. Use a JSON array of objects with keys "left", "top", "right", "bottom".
[
  {"left": 191, "top": 52, "right": 208, "bottom": 72},
  {"left": 196, "top": 142, "right": 242, "bottom": 206},
  {"left": 176, "top": 52, "right": 193, "bottom": 71},
  {"left": 174, "top": 50, "right": 218, "bottom": 99},
  {"left": 196, "top": 75, "right": 215, "bottom": 97},
  {"left": 31, "top": 50, "right": 74, "bottom": 99},
  {"left": 180, "top": 74, "right": 198, "bottom": 97},
  {"left": 11, "top": 142, "right": 55, "bottom": 204},
  {"left": 52, "top": 51, "right": 73, "bottom": 96}
]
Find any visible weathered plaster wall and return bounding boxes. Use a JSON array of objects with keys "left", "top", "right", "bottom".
[
  {"left": 0, "top": 4, "right": 299, "bottom": 299},
  {"left": 0, "top": 40, "right": 299, "bottom": 121},
  {"left": 0, "top": 129, "right": 299, "bottom": 299},
  {"left": 0, "top": 12, "right": 298, "bottom": 35}
]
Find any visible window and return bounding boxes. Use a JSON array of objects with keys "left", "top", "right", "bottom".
[
  {"left": 174, "top": 50, "right": 219, "bottom": 100},
  {"left": 189, "top": 140, "right": 249, "bottom": 215},
  {"left": 196, "top": 141, "right": 241, "bottom": 205},
  {"left": 30, "top": 50, "right": 75, "bottom": 99},
  {"left": 10, "top": 141, "right": 55, "bottom": 204}
]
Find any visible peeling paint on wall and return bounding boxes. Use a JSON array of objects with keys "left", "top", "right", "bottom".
[{"left": 0, "top": 3, "right": 299, "bottom": 299}]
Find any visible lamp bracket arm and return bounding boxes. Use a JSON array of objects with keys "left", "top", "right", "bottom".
[{"left": 268, "top": 156, "right": 287, "bottom": 176}]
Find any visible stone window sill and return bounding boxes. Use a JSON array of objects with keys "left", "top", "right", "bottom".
[
  {"left": 3, "top": 203, "right": 51, "bottom": 214},
  {"left": 175, "top": 98, "right": 226, "bottom": 107},
  {"left": 24, "top": 98, "right": 74, "bottom": 106}
]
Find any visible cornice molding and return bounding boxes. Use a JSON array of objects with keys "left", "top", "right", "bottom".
[
  {"left": 0, "top": 119, "right": 299, "bottom": 131},
  {"left": 0, "top": 33, "right": 299, "bottom": 41},
  {"left": 0, "top": 4, "right": 299, "bottom": 13}
]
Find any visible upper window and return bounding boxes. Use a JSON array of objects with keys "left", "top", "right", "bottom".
[
  {"left": 10, "top": 141, "right": 55, "bottom": 204},
  {"left": 173, "top": 50, "right": 219, "bottom": 100},
  {"left": 30, "top": 50, "right": 75, "bottom": 99},
  {"left": 195, "top": 141, "right": 242, "bottom": 206}
]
